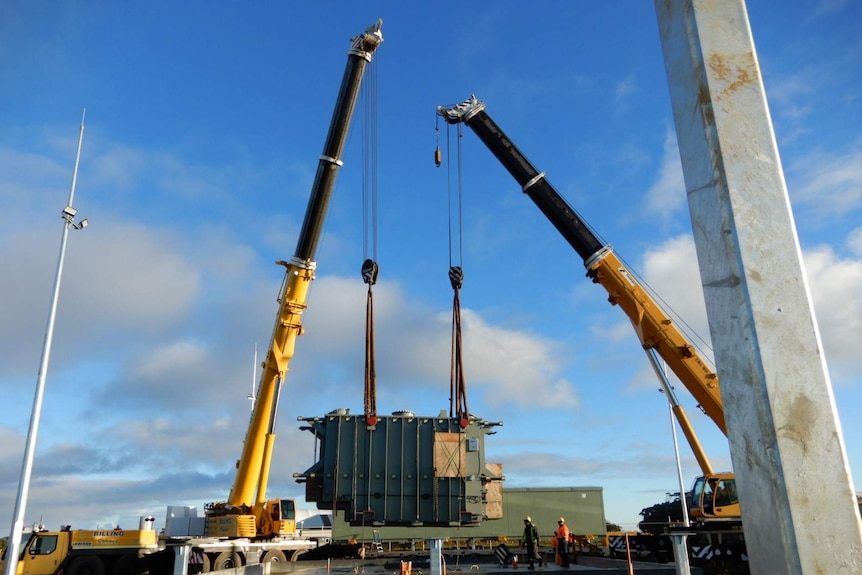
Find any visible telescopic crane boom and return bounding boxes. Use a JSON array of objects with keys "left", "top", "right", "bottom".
[
  {"left": 208, "top": 20, "right": 383, "bottom": 539},
  {"left": 437, "top": 96, "right": 737, "bottom": 520}
]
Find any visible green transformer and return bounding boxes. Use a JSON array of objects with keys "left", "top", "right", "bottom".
[{"left": 295, "top": 409, "right": 504, "bottom": 526}]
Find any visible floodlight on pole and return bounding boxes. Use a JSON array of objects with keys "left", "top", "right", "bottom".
[{"left": 4, "top": 109, "right": 89, "bottom": 575}]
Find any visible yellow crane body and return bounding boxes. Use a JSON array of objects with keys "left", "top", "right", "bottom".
[{"left": 205, "top": 20, "right": 383, "bottom": 539}]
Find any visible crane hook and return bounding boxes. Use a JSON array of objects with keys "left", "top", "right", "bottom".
[
  {"left": 449, "top": 266, "right": 463, "bottom": 290},
  {"left": 361, "top": 259, "right": 379, "bottom": 285}
]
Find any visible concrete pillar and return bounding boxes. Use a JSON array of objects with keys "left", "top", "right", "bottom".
[{"left": 654, "top": 1, "right": 862, "bottom": 573}]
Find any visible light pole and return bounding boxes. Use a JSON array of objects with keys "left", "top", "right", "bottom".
[
  {"left": 4, "top": 110, "right": 89, "bottom": 575},
  {"left": 645, "top": 348, "right": 692, "bottom": 574}
]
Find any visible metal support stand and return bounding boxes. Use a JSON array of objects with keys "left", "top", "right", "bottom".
[
  {"left": 428, "top": 538, "right": 444, "bottom": 575},
  {"left": 172, "top": 544, "right": 190, "bottom": 575},
  {"left": 668, "top": 533, "right": 691, "bottom": 575}
]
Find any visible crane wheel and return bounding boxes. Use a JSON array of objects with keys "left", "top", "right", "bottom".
[
  {"left": 110, "top": 554, "right": 137, "bottom": 575},
  {"left": 200, "top": 553, "right": 212, "bottom": 573},
  {"left": 212, "top": 551, "right": 242, "bottom": 570},
  {"left": 291, "top": 549, "right": 308, "bottom": 562},
  {"left": 261, "top": 549, "right": 287, "bottom": 563},
  {"left": 67, "top": 555, "right": 106, "bottom": 575}
]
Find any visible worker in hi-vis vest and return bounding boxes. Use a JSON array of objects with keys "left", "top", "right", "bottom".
[
  {"left": 555, "top": 517, "right": 570, "bottom": 567},
  {"left": 521, "top": 516, "right": 543, "bottom": 569}
]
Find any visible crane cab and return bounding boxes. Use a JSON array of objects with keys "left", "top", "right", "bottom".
[
  {"left": 690, "top": 473, "right": 741, "bottom": 521},
  {"left": 205, "top": 497, "right": 297, "bottom": 539},
  {"left": 258, "top": 498, "right": 297, "bottom": 537}
]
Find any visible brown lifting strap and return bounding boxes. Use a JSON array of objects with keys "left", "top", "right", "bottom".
[
  {"left": 449, "top": 266, "right": 469, "bottom": 428},
  {"left": 362, "top": 259, "right": 379, "bottom": 425}
]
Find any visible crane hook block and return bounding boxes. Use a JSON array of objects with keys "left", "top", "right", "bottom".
[
  {"left": 434, "top": 147, "right": 442, "bottom": 167},
  {"left": 362, "top": 259, "right": 380, "bottom": 285},
  {"left": 449, "top": 266, "right": 464, "bottom": 290}
]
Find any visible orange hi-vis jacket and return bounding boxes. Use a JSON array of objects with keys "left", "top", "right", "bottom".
[{"left": 555, "top": 523, "right": 570, "bottom": 541}]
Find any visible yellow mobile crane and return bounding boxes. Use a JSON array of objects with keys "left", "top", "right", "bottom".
[
  {"left": 0, "top": 21, "right": 385, "bottom": 575},
  {"left": 204, "top": 20, "right": 383, "bottom": 541},
  {"left": 436, "top": 96, "right": 739, "bottom": 523}
]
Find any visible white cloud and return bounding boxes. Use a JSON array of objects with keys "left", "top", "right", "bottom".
[
  {"left": 460, "top": 309, "right": 579, "bottom": 409},
  {"left": 89, "top": 144, "right": 149, "bottom": 193},
  {"left": 791, "top": 147, "right": 862, "bottom": 218},
  {"left": 634, "top": 234, "right": 862, "bottom": 386},
  {"left": 613, "top": 73, "right": 638, "bottom": 115},
  {"left": 298, "top": 276, "right": 580, "bottom": 410},
  {"left": 590, "top": 318, "right": 635, "bottom": 345},
  {"left": 801, "top": 245, "right": 862, "bottom": 384},
  {"left": 67, "top": 222, "right": 201, "bottom": 329},
  {"left": 847, "top": 227, "right": 862, "bottom": 256},
  {"left": 641, "top": 236, "right": 712, "bottom": 349},
  {"left": 0, "top": 147, "right": 70, "bottom": 202},
  {"left": 130, "top": 339, "right": 209, "bottom": 383},
  {"left": 644, "top": 129, "right": 686, "bottom": 219},
  {"left": 810, "top": 0, "right": 849, "bottom": 18}
]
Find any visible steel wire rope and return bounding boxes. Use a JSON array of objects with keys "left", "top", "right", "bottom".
[
  {"left": 357, "top": 60, "right": 379, "bottom": 542},
  {"left": 361, "top": 56, "right": 380, "bottom": 424},
  {"left": 443, "top": 120, "right": 470, "bottom": 424}
]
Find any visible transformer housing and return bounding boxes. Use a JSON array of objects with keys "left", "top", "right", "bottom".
[{"left": 295, "top": 409, "right": 504, "bottom": 526}]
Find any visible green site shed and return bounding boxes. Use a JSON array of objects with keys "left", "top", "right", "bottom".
[{"left": 332, "top": 486, "right": 606, "bottom": 544}]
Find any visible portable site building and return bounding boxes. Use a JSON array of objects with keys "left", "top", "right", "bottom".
[{"left": 332, "top": 487, "right": 606, "bottom": 544}]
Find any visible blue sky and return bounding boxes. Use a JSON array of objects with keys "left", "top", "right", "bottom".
[{"left": 1, "top": 1, "right": 860, "bottom": 533}]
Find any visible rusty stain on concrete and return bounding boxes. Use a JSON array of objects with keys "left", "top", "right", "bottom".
[
  {"left": 707, "top": 51, "right": 759, "bottom": 99},
  {"left": 778, "top": 394, "right": 816, "bottom": 456}
]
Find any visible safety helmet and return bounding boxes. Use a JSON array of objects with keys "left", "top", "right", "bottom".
[
  {"left": 558, "top": 517, "right": 565, "bottom": 523},
  {"left": 524, "top": 516, "right": 532, "bottom": 522}
]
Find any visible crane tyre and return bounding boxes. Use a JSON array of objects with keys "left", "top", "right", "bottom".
[
  {"left": 212, "top": 551, "right": 241, "bottom": 570},
  {"left": 261, "top": 549, "right": 287, "bottom": 563},
  {"left": 67, "top": 555, "right": 106, "bottom": 575},
  {"left": 111, "top": 554, "right": 138, "bottom": 575},
  {"left": 290, "top": 549, "right": 307, "bottom": 562}
]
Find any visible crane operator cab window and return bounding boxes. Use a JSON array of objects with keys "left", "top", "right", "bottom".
[
  {"left": 280, "top": 499, "right": 296, "bottom": 521},
  {"left": 714, "top": 479, "right": 738, "bottom": 508},
  {"left": 29, "top": 534, "right": 58, "bottom": 555},
  {"left": 691, "top": 476, "right": 721, "bottom": 517},
  {"left": 702, "top": 479, "right": 717, "bottom": 515}
]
